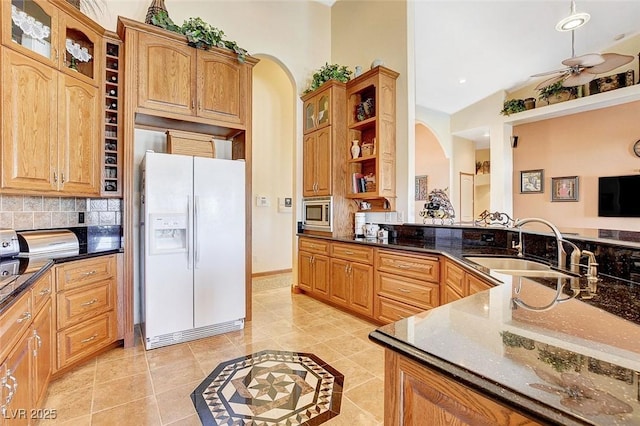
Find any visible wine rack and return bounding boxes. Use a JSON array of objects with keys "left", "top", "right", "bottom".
[{"left": 103, "top": 33, "right": 122, "bottom": 196}]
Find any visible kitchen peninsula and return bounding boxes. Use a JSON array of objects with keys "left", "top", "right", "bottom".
[{"left": 298, "top": 223, "right": 640, "bottom": 425}]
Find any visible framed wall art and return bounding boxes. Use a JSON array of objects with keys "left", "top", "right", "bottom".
[
  {"left": 520, "top": 169, "right": 544, "bottom": 193},
  {"left": 415, "top": 175, "right": 428, "bottom": 200},
  {"left": 551, "top": 176, "right": 579, "bottom": 202}
]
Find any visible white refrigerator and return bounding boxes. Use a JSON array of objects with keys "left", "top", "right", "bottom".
[{"left": 140, "top": 151, "right": 245, "bottom": 350}]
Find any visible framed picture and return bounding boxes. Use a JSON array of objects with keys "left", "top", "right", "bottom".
[
  {"left": 415, "top": 175, "right": 428, "bottom": 200},
  {"left": 551, "top": 176, "right": 579, "bottom": 202},
  {"left": 520, "top": 169, "right": 544, "bottom": 193}
]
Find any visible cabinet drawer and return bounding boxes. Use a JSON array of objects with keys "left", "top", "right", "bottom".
[
  {"left": 376, "top": 272, "right": 439, "bottom": 310},
  {"left": 0, "top": 290, "right": 32, "bottom": 360},
  {"left": 375, "top": 296, "right": 425, "bottom": 324},
  {"left": 376, "top": 250, "right": 439, "bottom": 282},
  {"left": 299, "top": 238, "right": 330, "bottom": 255},
  {"left": 32, "top": 270, "right": 53, "bottom": 313},
  {"left": 57, "top": 311, "right": 116, "bottom": 369},
  {"left": 56, "top": 255, "right": 116, "bottom": 291},
  {"left": 57, "top": 280, "right": 116, "bottom": 329},
  {"left": 331, "top": 243, "right": 374, "bottom": 264}
]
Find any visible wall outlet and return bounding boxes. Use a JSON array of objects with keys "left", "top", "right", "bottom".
[
  {"left": 78, "top": 212, "right": 85, "bottom": 224},
  {"left": 397, "top": 211, "right": 404, "bottom": 223},
  {"left": 256, "top": 195, "right": 270, "bottom": 207}
]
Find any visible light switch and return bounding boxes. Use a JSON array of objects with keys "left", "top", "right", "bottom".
[{"left": 256, "top": 195, "right": 269, "bottom": 207}]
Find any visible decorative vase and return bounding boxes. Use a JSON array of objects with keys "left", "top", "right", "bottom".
[
  {"left": 351, "top": 140, "right": 360, "bottom": 159},
  {"left": 524, "top": 98, "right": 536, "bottom": 110},
  {"left": 145, "top": 0, "right": 168, "bottom": 24}
]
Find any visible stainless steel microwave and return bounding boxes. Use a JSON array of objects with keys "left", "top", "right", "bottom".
[{"left": 302, "top": 196, "right": 332, "bottom": 232}]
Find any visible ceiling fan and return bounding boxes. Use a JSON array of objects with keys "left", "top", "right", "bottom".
[{"left": 531, "top": 0, "right": 634, "bottom": 90}]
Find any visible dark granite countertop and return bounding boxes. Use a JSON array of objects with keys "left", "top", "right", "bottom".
[
  {"left": 0, "top": 226, "right": 123, "bottom": 314},
  {"left": 298, "top": 232, "right": 640, "bottom": 424}
]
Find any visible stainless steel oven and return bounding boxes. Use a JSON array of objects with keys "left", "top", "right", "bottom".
[{"left": 302, "top": 196, "right": 332, "bottom": 232}]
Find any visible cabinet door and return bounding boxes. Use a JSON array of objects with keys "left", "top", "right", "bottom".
[
  {"left": 314, "top": 127, "right": 332, "bottom": 196},
  {"left": 1, "top": 0, "right": 58, "bottom": 68},
  {"left": 1, "top": 47, "right": 57, "bottom": 192},
  {"left": 312, "top": 254, "right": 330, "bottom": 297},
  {"left": 31, "top": 300, "right": 52, "bottom": 409},
  {"left": 467, "top": 274, "right": 492, "bottom": 295},
  {"left": 197, "top": 50, "right": 246, "bottom": 125},
  {"left": 302, "top": 133, "right": 317, "bottom": 196},
  {"left": 2, "top": 334, "right": 31, "bottom": 426},
  {"left": 298, "top": 251, "right": 313, "bottom": 292},
  {"left": 329, "top": 258, "right": 349, "bottom": 307},
  {"left": 349, "top": 262, "right": 373, "bottom": 316},
  {"left": 303, "top": 97, "right": 316, "bottom": 134},
  {"left": 58, "top": 12, "right": 103, "bottom": 87},
  {"left": 57, "top": 72, "right": 100, "bottom": 195},
  {"left": 137, "top": 32, "right": 195, "bottom": 116}
]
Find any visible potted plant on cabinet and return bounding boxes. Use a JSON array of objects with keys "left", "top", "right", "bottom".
[
  {"left": 500, "top": 98, "right": 526, "bottom": 116},
  {"left": 538, "top": 81, "right": 578, "bottom": 105},
  {"left": 304, "top": 63, "right": 353, "bottom": 94}
]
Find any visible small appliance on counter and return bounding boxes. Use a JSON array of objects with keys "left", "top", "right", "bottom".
[
  {"left": 16, "top": 229, "right": 80, "bottom": 273},
  {"left": 0, "top": 229, "right": 20, "bottom": 291}
]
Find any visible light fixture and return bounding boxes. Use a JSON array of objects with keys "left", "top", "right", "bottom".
[{"left": 555, "top": 0, "right": 590, "bottom": 32}]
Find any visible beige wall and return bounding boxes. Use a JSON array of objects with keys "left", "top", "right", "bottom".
[
  {"left": 474, "top": 149, "right": 490, "bottom": 217},
  {"left": 331, "top": 0, "right": 410, "bottom": 221},
  {"left": 252, "top": 58, "right": 295, "bottom": 273},
  {"left": 513, "top": 100, "right": 640, "bottom": 232},
  {"left": 414, "top": 124, "right": 449, "bottom": 221}
]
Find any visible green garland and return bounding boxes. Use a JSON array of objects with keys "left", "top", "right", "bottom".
[{"left": 150, "top": 11, "right": 248, "bottom": 62}]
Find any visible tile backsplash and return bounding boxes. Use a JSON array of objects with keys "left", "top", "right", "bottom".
[{"left": 0, "top": 195, "right": 122, "bottom": 230}]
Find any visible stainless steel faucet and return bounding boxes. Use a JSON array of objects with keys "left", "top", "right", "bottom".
[{"left": 513, "top": 217, "right": 567, "bottom": 269}]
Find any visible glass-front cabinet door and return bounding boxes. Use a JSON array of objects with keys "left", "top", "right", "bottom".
[
  {"left": 304, "top": 98, "right": 316, "bottom": 134},
  {"left": 59, "top": 12, "right": 102, "bottom": 86},
  {"left": 303, "top": 89, "right": 332, "bottom": 134},
  {"left": 2, "top": 0, "right": 57, "bottom": 66}
]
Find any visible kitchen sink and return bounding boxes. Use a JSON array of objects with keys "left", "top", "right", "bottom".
[{"left": 464, "top": 256, "right": 574, "bottom": 279}]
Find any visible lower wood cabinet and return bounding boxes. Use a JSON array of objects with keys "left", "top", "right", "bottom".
[
  {"left": 329, "top": 243, "right": 374, "bottom": 317},
  {"left": 442, "top": 258, "right": 493, "bottom": 304},
  {"left": 298, "top": 237, "right": 331, "bottom": 298},
  {"left": 54, "top": 255, "right": 118, "bottom": 372},
  {"left": 0, "top": 270, "right": 53, "bottom": 426},
  {"left": 375, "top": 250, "right": 440, "bottom": 323},
  {"left": 385, "top": 349, "right": 541, "bottom": 426}
]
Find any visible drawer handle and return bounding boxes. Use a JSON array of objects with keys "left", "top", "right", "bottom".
[
  {"left": 16, "top": 312, "right": 31, "bottom": 323},
  {"left": 81, "top": 270, "right": 97, "bottom": 277},
  {"left": 81, "top": 334, "right": 98, "bottom": 344},
  {"left": 397, "top": 288, "right": 410, "bottom": 293},
  {"left": 38, "top": 288, "right": 51, "bottom": 296},
  {"left": 344, "top": 250, "right": 354, "bottom": 255},
  {"left": 397, "top": 264, "right": 411, "bottom": 269},
  {"left": 80, "top": 298, "right": 98, "bottom": 307}
]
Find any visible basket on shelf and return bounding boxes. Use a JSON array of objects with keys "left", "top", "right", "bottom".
[
  {"left": 66, "top": 0, "right": 80, "bottom": 9},
  {"left": 145, "top": 0, "right": 168, "bottom": 24}
]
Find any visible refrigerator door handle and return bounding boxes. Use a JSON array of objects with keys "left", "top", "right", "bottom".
[
  {"left": 194, "top": 195, "right": 200, "bottom": 268},
  {"left": 187, "top": 196, "right": 193, "bottom": 269}
]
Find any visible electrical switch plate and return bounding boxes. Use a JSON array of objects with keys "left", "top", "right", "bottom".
[{"left": 256, "top": 195, "right": 270, "bottom": 207}]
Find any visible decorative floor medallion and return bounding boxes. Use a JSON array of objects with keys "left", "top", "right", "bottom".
[{"left": 192, "top": 350, "right": 344, "bottom": 425}]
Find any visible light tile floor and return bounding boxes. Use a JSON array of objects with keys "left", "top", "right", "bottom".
[{"left": 41, "top": 274, "right": 384, "bottom": 425}]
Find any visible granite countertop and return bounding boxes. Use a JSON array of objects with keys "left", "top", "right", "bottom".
[
  {"left": 299, "top": 233, "right": 640, "bottom": 424},
  {"left": 0, "top": 226, "right": 123, "bottom": 314}
]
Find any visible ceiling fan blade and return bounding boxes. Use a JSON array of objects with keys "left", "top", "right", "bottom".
[
  {"left": 562, "top": 53, "right": 604, "bottom": 68},
  {"left": 583, "top": 53, "right": 634, "bottom": 75},
  {"left": 531, "top": 68, "right": 569, "bottom": 78},
  {"left": 562, "top": 72, "right": 595, "bottom": 87},
  {"left": 535, "top": 73, "right": 568, "bottom": 90}
]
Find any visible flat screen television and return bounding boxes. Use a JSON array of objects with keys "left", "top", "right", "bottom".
[{"left": 598, "top": 175, "right": 640, "bottom": 217}]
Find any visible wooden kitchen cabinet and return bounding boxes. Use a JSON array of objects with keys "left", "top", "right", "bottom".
[
  {"left": 102, "top": 31, "right": 122, "bottom": 197},
  {"left": 0, "top": 270, "right": 53, "bottom": 426},
  {"left": 346, "top": 66, "right": 399, "bottom": 211},
  {"left": 0, "top": 0, "right": 104, "bottom": 196},
  {"left": 54, "top": 255, "right": 118, "bottom": 371},
  {"left": 301, "top": 81, "right": 346, "bottom": 198},
  {"left": 442, "top": 258, "right": 494, "bottom": 304},
  {"left": 385, "top": 349, "right": 540, "bottom": 426},
  {"left": 134, "top": 24, "right": 251, "bottom": 127},
  {"left": 374, "top": 249, "right": 440, "bottom": 323},
  {"left": 329, "top": 243, "right": 374, "bottom": 317},
  {"left": 297, "top": 238, "right": 331, "bottom": 298}
]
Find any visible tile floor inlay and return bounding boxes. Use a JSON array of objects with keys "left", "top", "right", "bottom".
[{"left": 191, "top": 349, "right": 344, "bottom": 425}]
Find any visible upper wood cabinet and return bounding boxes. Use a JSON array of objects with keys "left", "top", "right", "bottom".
[
  {"left": 120, "top": 17, "right": 256, "bottom": 129},
  {"left": 2, "top": 0, "right": 104, "bottom": 87},
  {"left": 0, "top": 0, "right": 104, "bottom": 196},
  {"left": 1, "top": 47, "right": 100, "bottom": 195},
  {"left": 303, "top": 89, "right": 332, "bottom": 134}
]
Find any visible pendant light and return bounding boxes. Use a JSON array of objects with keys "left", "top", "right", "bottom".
[{"left": 556, "top": 0, "right": 590, "bottom": 32}]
